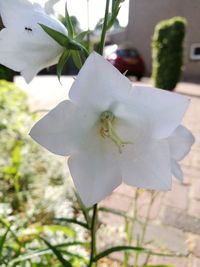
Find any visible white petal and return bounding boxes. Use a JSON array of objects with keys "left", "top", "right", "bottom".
[
  {"left": 167, "top": 125, "right": 195, "bottom": 161},
  {"left": 131, "top": 85, "right": 189, "bottom": 139},
  {"left": 21, "top": 66, "right": 39, "bottom": 84},
  {"left": 68, "top": 128, "right": 122, "bottom": 207},
  {"left": 0, "top": 0, "right": 32, "bottom": 27},
  {"left": 121, "top": 139, "right": 172, "bottom": 191},
  {"left": 30, "top": 100, "right": 83, "bottom": 156},
  {"left": 0, "top": 0, "right": 67, "bottom": 82},
  {"left": 69, "top": 52, "right": 132, "bottom": 112},
  {"left": 171, "top": 159, "right": 183, "bottom": 181}
]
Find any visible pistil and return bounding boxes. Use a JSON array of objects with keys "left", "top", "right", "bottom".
[{"left": 100, "top": 111, "right": 131, "bottom": 153}]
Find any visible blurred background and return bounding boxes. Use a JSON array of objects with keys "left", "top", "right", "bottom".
[{"left": 0, "top": 1, "right": 200, "bottom": 266}]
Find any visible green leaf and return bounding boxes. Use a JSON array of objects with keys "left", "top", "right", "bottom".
[
  {"left": 39, "top": 24, "right": 88, "bottom": 54},
  {"left": 0, "top": 228, "right": 9, "bottom": 257},
  {"left": 39, "top": 24, "right": 70, "bottom": 47},
  {"left": 54, "top": 218, "right": 89, "bottom": 229},
  {"left": 99, "top": 206, "right": 127, "bottom": 217},
  {"left": 57, "top": 50, "right": 70, "bottom": 83},
  {"left": 71, "top": 51, "right": 82, "bottom": 70},
  {"left": 41, "top": 238, "right": 73, "bottom": 267},
  {"left": 93, "top": 246, "right": 185, "bottom": 262},
  {"left": 75, "top": 31, "right": 89, "bottom": 42},
  {"left": 108, "top": 0, "right": 125, "bottom": 30},
  {"left": 9, "top": 242, "right": 88, "bottom": 264},
  {"left": 123, "top": 70, "right": 128, "bottom": 76},
  {"left": 12, "top": 141, "right": 22, "bottom": 166},
  {"left": 0, "top": 218, "right": 20, "bottom": 245},
  {"left": 75, "top": 191, "right": 91, "bottom": 227},
  {"left": 65, "top": 2, "right": 74, "bottom": 38},
  {"left": 36, "top": 225, "right": 76, "bottom": 237},
  {"left": 94, "top": 246, "right": 148, "bottom": 262}
]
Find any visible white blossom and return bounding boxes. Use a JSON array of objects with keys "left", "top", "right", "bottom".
[
  {"left": 0, "top": 0, "right": 67, "bottom": 83},
  {"left": 30, "top": 52, "right": 194, "bottom": 207}
]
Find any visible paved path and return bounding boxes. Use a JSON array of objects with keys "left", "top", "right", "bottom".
[{"left": 15, "top": 76, "right": 200, "bottom": 267}]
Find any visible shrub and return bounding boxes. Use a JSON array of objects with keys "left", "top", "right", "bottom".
[{"left": 152, "top": 17, "right": 187, "bottom": 91}]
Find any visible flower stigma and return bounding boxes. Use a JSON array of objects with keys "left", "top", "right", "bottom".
[{"left": 100, "top": 111, "right": 131, "bottom": 153}]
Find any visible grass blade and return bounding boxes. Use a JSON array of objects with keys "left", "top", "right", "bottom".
[
  {"left": 93, "top": 246, "right": 188, "bottom": 262},
  {"left": 41, "top": 238, "right": 72, "bottom": 267}
]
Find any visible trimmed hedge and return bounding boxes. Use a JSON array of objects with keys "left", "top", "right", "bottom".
[{"left": 152, "top": 17, "right": 187, "bottom": 91}]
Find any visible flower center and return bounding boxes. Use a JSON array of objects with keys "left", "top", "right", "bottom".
[{"left": 100, "top": 111, "right": 131, "bottom": 153}]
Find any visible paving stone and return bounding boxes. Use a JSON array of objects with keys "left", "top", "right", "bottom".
[
  {"left": 100, "top": 192, "right": 132, "bottom": 212},
  {"left": 181, "top": 166, "right": 199, "bottom": 181},
  {"left": 113, "top": 184, "right": 135, "bottom": 198},
  {"left": 140, "top": 223, "right": 188, "bottom": 254},
  {"left": 176, "top": 82, "right": 200, "bottom": 97},
  {"left": 188, "top": 199, "right": 200, "bottom": 218},
  {"left": 165, "top": 181, "right": 189, "bottom": 211},
  {"left": 191, "top": 179, "right": 200, "bottom": 200},
  {"left": 99, "top": 210, "right": 124, "bottom": 226},
  {"left": 136, "top": 191, "right": 163, "bottom": 220},
  {"left": 193, "top": 257, "right": 200, "bottom": 267},
  {"left": 162, "top": 207, "right": 200, "bottom": 235},
  {"left": 149, "top": 255, "right": 188, "bottom": 267},
  {"left": 193, "top": 235, "right": 200, "bottom": 258},
  {"left": 99, "top": 192, "right": 132, "bottom": 225}
]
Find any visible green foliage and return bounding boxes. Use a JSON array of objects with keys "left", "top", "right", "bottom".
[
  {"left": 57, "top": 50, "right": 70, "bottom": 82},
  {"left": 40, "top": 16, "right": 89, "bottom": 79},
  {"left": 152, "top": 17, "right": 187, "bottom": 91},
  {"left": 94, "top": 17, "right": 122, "bottom": 33},
  {"left": 0, "top": 65, "right": 15, "bottom": 81},
  {"left": 59, "top": 15, "right": 81, "bottom": 35}
]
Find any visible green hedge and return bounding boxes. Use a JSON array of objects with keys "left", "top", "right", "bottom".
[{"left": 152, "top": 17, "right": 187, "bottom": 91}]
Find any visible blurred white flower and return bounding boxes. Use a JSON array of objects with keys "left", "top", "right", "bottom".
[
  {"left": 30, "top": 52, "right": 194, "bottom": 207},
  {"left": 0, "top": 0, "right": 67, "bottom": 83}
]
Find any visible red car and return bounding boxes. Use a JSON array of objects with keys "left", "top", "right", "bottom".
[{"left": 106, "top": 46, "right": 145, "bottom": 80}]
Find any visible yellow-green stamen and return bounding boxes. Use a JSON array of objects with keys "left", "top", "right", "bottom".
[{"left": 100, "top": 111, "right": 131, "bottom": 153}]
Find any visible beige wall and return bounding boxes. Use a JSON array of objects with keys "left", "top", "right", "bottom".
[{"left": 116, "top": 0, "right": 200, "bottom": 80}]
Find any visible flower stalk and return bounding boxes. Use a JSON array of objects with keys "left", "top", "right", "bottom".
[
  {"left": 99, "top": 0, "right": 110, "bottom": 55},
  {"left": 88, "top": 204, "right": 98, "bottom": 267}
]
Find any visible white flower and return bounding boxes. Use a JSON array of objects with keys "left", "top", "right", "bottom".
[
  {"left": 30, "top": 52, "right": 194, "bottom": 207},
  {"left": 0, "top": 0, "right": 67, "bottom": 83}
]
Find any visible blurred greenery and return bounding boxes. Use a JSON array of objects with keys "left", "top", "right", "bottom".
[
  {"left": 0, "top": 65, "right": 15, "bottom": 82},
  {"left": 59, "top": 15, "right": 82, "bottom": 35}
]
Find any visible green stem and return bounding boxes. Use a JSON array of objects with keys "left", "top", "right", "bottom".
[
  {"left": 99, "top": 0, "right": 110, "bottom": 55},
  {"left": 133, "top": 191, "right": 158, "bottom": 267},
  {"left": 88, "top": 204, "right": 98, "bottom": 267},
  {"left": 123, "top": 190, "right": 139, "bottom": 267}
]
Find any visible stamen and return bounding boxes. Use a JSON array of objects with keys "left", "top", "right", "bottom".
[{"left": 100, "top": 111, "right": 131, "bottom": 153}]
